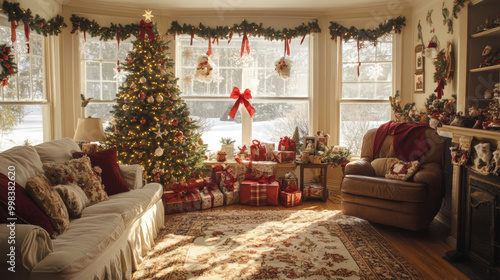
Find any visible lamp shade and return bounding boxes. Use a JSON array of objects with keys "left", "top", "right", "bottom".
[{"left": 73, "top": 117, "right": 106, "bottom": 142}]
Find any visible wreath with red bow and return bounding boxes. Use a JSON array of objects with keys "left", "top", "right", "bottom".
[{"left": 0, "top": 44, "right": 17, "bottom": 86}]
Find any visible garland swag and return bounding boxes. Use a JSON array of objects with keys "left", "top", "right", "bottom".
[
  {"left": 329, "top": 16, "right": 406, "bottom": 42},
  {"left": 70, "top": 15, "right": 141, "bottom": 41},
  {"left": 453, "top": 0, "right": 469, "bottom": 19},
  {"left": 2, "top": 1, "right": 66, "bottom": 36},
  {"left": 0, "top": 44, "right": 17, "bottom": 86},
  {"left": 167, "top": 19, "right": 321, "bottom": 41}
]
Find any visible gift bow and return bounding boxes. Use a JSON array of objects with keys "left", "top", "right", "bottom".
[
  {"left": 245, "top": 172, "right": 275, "bottom": 184},
  {"left": 138, "top": 20, "right": 156, "bottom": 41},
  {"left": 228, "top": 87, "right": 256, "bottom": 120},
  {"left": 285, "top": 185, "right": 299, "bottom": 193},
  {"left": 238, "top": 145, "right": 247, "bottom": 153}
]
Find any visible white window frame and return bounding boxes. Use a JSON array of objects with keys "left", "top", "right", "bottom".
[{"left": 175, "top": 35, "right": 313, "bottom": 147}]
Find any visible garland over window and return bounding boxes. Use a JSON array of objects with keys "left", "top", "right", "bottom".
[
  {"left": 2, "top": 0, "right": 66, "bottom": 36},
  {"left": 453, "top": 0, "right": 469, "bottom": 19},
  {"left": 167, "top": 19, "right": 321, "bottom": 41},
  {"left": 70, "top": 15, "right": 141, "bottom": 41},
  {"left": 0, "top": 44, "right": 16, "bottom": 86},
  {"left": 329, "top": 16, "right": 406, "bottom": 42}
]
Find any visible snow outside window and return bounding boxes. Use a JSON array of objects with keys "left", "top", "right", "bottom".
[
  {"left": 0, "top": 25, "right": 46, "bottom": 151},
  {"left": 80, "top": 36, "right": 133, "bottom": 125},
  {"left": 178, "top": 36, "right": 310, "bottom": 153},
  {"left": 339, "top": 34, "right": 394, "bottom": 155}
]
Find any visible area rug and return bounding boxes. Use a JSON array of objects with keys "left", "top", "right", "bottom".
[{"left": 132, "top": 210, "right": 425, "bottom": 279}]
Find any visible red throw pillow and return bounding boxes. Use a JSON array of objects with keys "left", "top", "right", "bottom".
[
  {"left": 73, "top": 147, "right": 129, "bottom": 196},
  {"left": 0, "top": 173, "right": 55, "bottom": 236}
]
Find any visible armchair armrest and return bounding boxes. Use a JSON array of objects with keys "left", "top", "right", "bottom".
[
  {"left": 412, "top": 162, "right": 443, "bottom": 197},
  {"left": 344, "top": 157, "right": 375, "bottom": 177},
  {"left": 0, "top": 224, "right": 52, "bottom": 274},
  {"left": 119, "top": 164, "right": 144, "bottom": 190}
]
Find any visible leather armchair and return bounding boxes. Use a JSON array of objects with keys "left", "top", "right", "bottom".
[{"left": 341, "top": 127, "right": 444, "bottom": 231}]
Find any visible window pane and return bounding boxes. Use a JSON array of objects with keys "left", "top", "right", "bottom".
[
  {"left": 252, "top": 102, "right": 309, "bottom": 144},
  {"left": 102, "top": 63, "right": 116, "bottom": 80},
  {"left": 86, "top": 61, "right": 100, "bottom": 80},
  {"left": 185, "top": 100, "right": 242, "bottom": 153},
  {"left": 86, "top": 82, "right": 101, "bottom": 99},
  {"left": 85, "top": 41, "right": 100, "bottom": 60},
  {"left": 86, "top": 103, "right": 115, "bottom": 127},
  {"left": 102, "top": 42, "right": 117, "bottom": 60},
  {"left": 0, "top": 105, "right": 44, "bottom": 151},
  {"left": 339, "top": 103, "right": 390, "bottom": 155}
]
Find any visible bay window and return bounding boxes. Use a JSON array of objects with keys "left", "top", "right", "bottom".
[{"left": 178, "top": 36, "right": 311, "bottom": 152}]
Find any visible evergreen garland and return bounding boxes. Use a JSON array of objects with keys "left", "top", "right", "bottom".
[
  {"left": 329, "top": 16, "right": 406, "bottom": 42},
  {"left": 433, "top": 49, "right": 448, "bottom": 85},
  {"left": 0, "top": 44, "right": 17, "bottom": 86},
  {"left": 167, "top": 19, "right": 321, "bottom": 41},
  {"left": 70, "top": 15, "right": 141, "bottom": 41},
  {"left": 2, "top": 1, "right": 66, "bottom": 36},
  {"left": 453, "top": 0, "right": 469, "bottom": 19}
]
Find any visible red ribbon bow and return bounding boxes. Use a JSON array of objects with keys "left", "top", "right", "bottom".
[
  {"left": 434, "top": 79, "right": 445, "bottom": 99},
  {"left": 138, "top": 20, "right": 156, "bottom": 41},
  {"left": 285, "top": 185, "right": 299, "bottom": 193},
  {"left": 228, "top": 87, "right": 256, "bottom": 119},
  {"left": 284, "top": 38, "right": 291, "bottom": 57},
  {"left": 258, "top": 175, "right": 275, "bottom": 184},
  {"left": 241, "top": 31, "right": 250, "bottom": 57},
  {"left": 207, "top": 36, "right": 212, "bottom": 56}
]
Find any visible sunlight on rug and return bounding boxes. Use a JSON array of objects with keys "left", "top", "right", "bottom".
[{"left": 132, "top": 210, "right": 425, "bottom": 280}]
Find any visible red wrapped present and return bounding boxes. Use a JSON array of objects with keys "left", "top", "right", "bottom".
[
  {"left": 185, "top": 178, "right": 207, "bottom": 190},
  {"left": 240, "top": 178, "right": 279, "bottom": 206},
  {"left": 163, "top": 189, "right": 201, "bottom": 214},
  {"left": 211, "top": 164, "right": 233, "bottom": 184},
  {"left": 282, "top": 175, "right": 298, "bottom": 191},
  {"left": 220, "top": 173, "right": 240, "bottom": 205},
  {"left": 234, "top": 160, "right": 276, "bottom": 184},
  {"left": 199, "top": 180, "right": 224, "bottom": 209},
  {"left": 249, "top": 140, "right": 267, "bottom": 161},
  {"left": 272, "top": 151, "right": 296, "bottom": 163},
  {"left": 278, "top": 136, "right": 296, "bottom": 152},
  {"left": 303, "top": 183, "right": 328, "bottom": 201},
  {"left": 280, "top": 190, "right": 302, "bottom": 208}
]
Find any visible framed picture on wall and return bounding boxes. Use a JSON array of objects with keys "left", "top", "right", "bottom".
[
  {"left": 415, "top": 44, "right": 424, "bottom": 72},
  {"left": 414, "top": 72, "right": 424, "bottom": 93}
]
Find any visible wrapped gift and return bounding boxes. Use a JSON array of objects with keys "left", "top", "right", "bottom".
[
  {"left": 240, "top": 178, "right": 280, "bottom": 206},
  {"left": 278, "top": 136, "right": 296, "bottom": 152},
  {"left": 234, "top": 161, "right": 277, "bottom": 183},
  {"left": 185, "top": 178, "right": 207, "bottom": 190},
  {"left": 163, "top": 188, "right": 201, "bottom": 214},
  {"left": 273, "top": 151, "right": 296, "bottom": 163},
  {"left": 236, "top": 145, "right": 248, "bottom": 160},
  {"left": 249, "top": 140, "right": 267, "bottom": 161},
  {"left": 303, "top": 183, "right": 327, "bottom": 201},
  {"left": 199, "top": 180, "right": 224, "bottom": 209},
  {"left": 280, "top": 190, "right": 302, "bottom": 208},
  {"left": 220, "top": 173, "right": 241, "bottom": 205},
  {"left": 211, "top": 164, "right": 233, "bottom": 185},
  {"left": 282, "top": 171, "right": 298, "bottom": 191},
  {"left": 262, "top": 142, "right": 275, "bottom": 161}
]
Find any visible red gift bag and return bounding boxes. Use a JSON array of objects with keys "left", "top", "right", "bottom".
[
  {"left": 250, "top": 140, "right": 267, "bottom": 161},
  {"left": 278, "top": 136, "right": 296, "bottom": 152}
]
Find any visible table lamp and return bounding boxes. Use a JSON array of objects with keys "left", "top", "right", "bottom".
[{"left": 73, "top": 117, "right": 106, "bottom": 153}]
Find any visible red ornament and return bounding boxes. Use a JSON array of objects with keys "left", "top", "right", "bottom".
[
  {"left": 170, "top": 107, "right": 173, "bottom": 111},
  {"left": 138, "top": 143, "right": 142, "bottom": 148},
  {"left": 167, "top": 100, "right": 172, "bottom": 104},
  {"left": 172, "top": 150, "right": 178, "bottom": 155},
  {"left": 175, "top": 131, "right": 183, "bottom": 138},
  {"left": 172, "top": 120, "right": 178, "bottom": 126},
  {"left": 140, "top": 118, "right": 146, "bottom": 124},
  {"left": 192, "top": 145, "right": 196, "bottom": 150},
  {"left": 131, "top": 118, "right": 137, "bottom": 122},
  {"left": 191, "top": 173, "right": 196, "bottom": 177},
  {"left": 122, "top": 144, "right": 127, "bottom": 150},
  {"left": 138, "top": 91, "right": 146, "bottom": 100},
  {"left": 184, "top": 167, "right": 188, "bottom": 171},
  {"left": 205, "top": 155, "right": 208, "bottom": 159}
]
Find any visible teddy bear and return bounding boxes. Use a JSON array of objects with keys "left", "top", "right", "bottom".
[
  {"left": 492, "top": 149, "right": 500, "bottom": 175},
  {"left": 479, "top": 45, "right": 500, "bottom": 68},
  {"left": 474, "top": 142, "right": 491, "bottom": 173}
]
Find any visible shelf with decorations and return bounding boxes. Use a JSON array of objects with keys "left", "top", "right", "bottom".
[
  {"left": 471, "top": 26, "right": 500, "bottom": 38},
  {"left": 469, "top": 64, "right": 500, "bottom": 73}
]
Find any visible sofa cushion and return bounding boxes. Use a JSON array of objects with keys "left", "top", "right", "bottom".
[
  {"left": 43, "top": 156, "right": 109, "bottom": 206},
  {"left": 32, "top": 213, "right": 125, "bottom": 275},
  {"left": 0, "top": 173, "right": 55, "bottom": 236},
  {"left": 34, "top": 138, "right": 81, "bottom": 164},
  {"left": 371, "top": 158, "right": 398, "bottom": 177},
  {"left": 0, "top": 145, "right": 43, "bottom": 187},
  {"left": 82, "top": 183, "right": 162, "bottom": 227},
  {"left": 25, "top": 174, "right": 70, "bottom": 235},
  {"left": 54, "top": 184, "right": 89, "bottom": 218},
  {"left": 73, "top": 147, "right": 130, "bottom": 195}
]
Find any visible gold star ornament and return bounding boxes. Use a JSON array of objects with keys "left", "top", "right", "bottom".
[{"left": 143, "top": 9, "right": 154, "bottom": 22}]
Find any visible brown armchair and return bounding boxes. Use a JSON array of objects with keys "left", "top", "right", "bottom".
[{"left": 341, "top": 127, "right": 444, "bottom": 231}]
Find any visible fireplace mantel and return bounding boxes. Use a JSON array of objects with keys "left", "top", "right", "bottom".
[{"left": 438, "top": 125, "right": 500, "bottom": 143}]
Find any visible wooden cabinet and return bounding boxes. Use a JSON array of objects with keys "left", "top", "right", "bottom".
[{"left": 466, "top": 0, "right": 500, "bottom": 111}]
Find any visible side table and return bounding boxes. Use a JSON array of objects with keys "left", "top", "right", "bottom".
[{"left": 298, "top": 162, "right": 329, "bottom": 202}]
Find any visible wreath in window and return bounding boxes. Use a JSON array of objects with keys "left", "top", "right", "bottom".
[{"left": 0, "top": 44, "right": 16, "bottom": 86}]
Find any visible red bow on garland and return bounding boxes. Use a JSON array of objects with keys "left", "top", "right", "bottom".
[
  {"left": 138, "top": 20, "right": 156, "bottom": 41},
  {"left": 241, "top": 31, "right": 250, "bottom": 57},
  {"left": 228, "top": 87, "right": 256, "bottom": 119},
  {"left": 434, "top": 79, "right": 445, "bottom": 99}
]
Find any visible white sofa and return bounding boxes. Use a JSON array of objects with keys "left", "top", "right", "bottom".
[{"left": 0, "top": 138, "right": 164, "bottom": 280}]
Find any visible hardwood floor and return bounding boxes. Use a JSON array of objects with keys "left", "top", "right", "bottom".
[{"left": 164, "top": 198, "right": 469, "bottom": 280}]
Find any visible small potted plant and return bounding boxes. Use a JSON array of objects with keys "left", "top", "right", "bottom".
[{"left": 220, "top": 137, "right": 236, "bottom": 160}]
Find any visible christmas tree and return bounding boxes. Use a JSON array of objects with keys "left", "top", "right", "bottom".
[{"left": 105, "top": 12, "right": 206, "bottom": 186}]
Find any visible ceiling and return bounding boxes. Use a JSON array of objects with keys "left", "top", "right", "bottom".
[{"left": 62, "top": 0, "right": 415, "bottom": 15}]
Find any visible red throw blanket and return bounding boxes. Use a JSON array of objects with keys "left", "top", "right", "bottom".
[{"left": 372, "top": 121, "right": 429, "bottom": 161}]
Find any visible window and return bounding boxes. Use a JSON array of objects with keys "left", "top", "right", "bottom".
[
  {"left": 0, "top": 25, "right": 47, "bottom": 151},
  {"left": 80, "top": 36, "right": 133, "bottom": 125},
  {"left": 177, "top": 36, "right": 311, "bottom": 152},
  {"left": 339, "top": 34, "right": 394, "bottom": 155}
]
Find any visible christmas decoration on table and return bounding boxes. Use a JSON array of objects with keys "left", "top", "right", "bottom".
[
  {"left": 228, "top": 87, "right": 256, "bottom": 120},
  {"left": 475, "top": 16, "right": 500, "bottom": 33},
  {"left": 292, "top": 126, "right": 301, "bottom": 151},
  {"left": 216, "top": 150, "right": 227, "bottom": 162},
  {"left": 426, "top": 9, "right": 434, "bottom": 26},
  {"left": 220, "top": 137, "right": 236, "bottom": 160},
  {"left": 104, "top": 11, "right": 207, "bottom": 187},
  {"left": 442, "top": 2, "right": 453, "bottom": 34},
  {"left": 479, "top": 45, "right": 499, "bottom": 68},
  {"left": 424, "top": 35, "right": 438, "bottom": 58},
  {"left": 194, "top": 54, "right": 214, "bottom": 83},
  {"left": 316, "top": 131, "right": 330, "bottom": 152},
  {"left": 274, "top": 57, "right": 292, "bottom": 79},
  {"left": 249, "top": 140, "right": 267, "bottom": 161},
  {"left": 484, "top": 99, "right": 500, "bottom": 130},
  {"left": 453, "top": 0, "right": 469, "bottom": 19},
  {"left": 433, "top": 42, "right": 455, "bottom": 99},
  {"left": 317, "top": 146, "right": 351, "bottom": 168},
  {"left": 0, "top": 44, "right": 16, "bottom": 86},
  {"left": 329, "top": 16, "right": 405, "bottom": 42},
  {"left": 236, "top": 145, "right": 248, "bottom": 160}
]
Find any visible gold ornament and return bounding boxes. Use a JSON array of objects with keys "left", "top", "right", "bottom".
[
  {"left": 147, "top": 96, "right": 154, "bottom": 103},
  {"left": 156, "top": 95, "right": 164, "bottom": 103}
]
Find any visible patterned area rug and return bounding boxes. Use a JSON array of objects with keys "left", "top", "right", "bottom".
[{"left": 132, "top": 210, "right": 425, "bottom": 280}]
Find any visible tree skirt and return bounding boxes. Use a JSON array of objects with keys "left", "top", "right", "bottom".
[{"left": 132, "top": 210, "right": 425, "bottom": 280}]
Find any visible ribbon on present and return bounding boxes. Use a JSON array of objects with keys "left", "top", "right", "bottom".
[
  {"left": 222, "top": 172, "right": 237, "bottom": 191},
  {"left": 285, "top": 184, "right": 298, "bottom": 193},
  {"left": 202, "top": 182, "right": 219, "bottom": 208},
  {"left": 278, "top": 136, "right": 296, "bottom": 152},
  {"left": 228, "top": 87, "right": 256, "bottom": 120},
  {"left": 138, "top": 20, "right": 156, "bottom": 41},
  {"left": 250, "top": 140, "right": 267, "bottom": 161},
  {"left": 186, "top": 178, "right": 207, "bottom": 190},
  {"left": 164, "top": 189, "right": 197, "bottom": 212},
  {"left": 250, "top": 184, "right": 267, "bottom": 206}
]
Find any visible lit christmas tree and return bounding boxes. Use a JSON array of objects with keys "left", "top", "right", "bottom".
[{"left": 105, "top": 11, "right": 207, "bottom": 186}]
